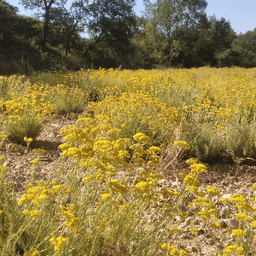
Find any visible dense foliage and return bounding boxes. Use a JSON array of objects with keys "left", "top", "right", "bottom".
[{"left": 1, "top": 0, "right": 256, "bottom": 75}]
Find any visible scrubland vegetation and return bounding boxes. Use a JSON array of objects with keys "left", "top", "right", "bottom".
[{"left": 1, "top": 67, "right": 256, "bottom": 255}]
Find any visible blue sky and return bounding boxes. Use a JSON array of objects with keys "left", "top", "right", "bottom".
[{"left": 8, "top": 0, "right": 256, "bottom": 36}]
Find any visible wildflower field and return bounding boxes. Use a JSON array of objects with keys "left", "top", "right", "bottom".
[{"left": 1, "top": 67, "right": 256, "bottom": 255}]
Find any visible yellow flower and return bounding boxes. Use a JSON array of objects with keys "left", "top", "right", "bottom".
[
  {"left": 119, "top": 204, "right": 130, "bottom": 209},
  {"left": 189, "top": 228, "right": 199, "bottom": 234},
  {"left": 0, "top": 132, "right": 8, "bottom": 138},
  {"left": 135, "top": 181, "right": 150, "bottom": 194},
  {"left": 223, "top": 244, "right": 244, "bottom": 254},
  {"left": 24, "top": 137, "right": 33, "bottom": 145},
  {"left": 22, "top": 210, "right": 30, "bottom": 216},
  {"left": 227, "top": 194, "right": 246, "bottom": 204},
  {"left": 206, "top": 186, "right": 219, "bottom": 196},
  {"left": 65, "top": 217, "right": 80, "bottom": 228},
  {"left": 185, "top": 158, "right": 200, "bottom": 165},
  {"left": 170, "top": 227, "right": 180, "bottom": 233},
  {"left": 0, "top": 156, "right": 4, "bottom": 165},
  {"left": 82, "top": 176, "right": 92, "bottom": 183},
  {"left": 208, "top": 222, "right": 221, "bottom": 229},
  {"left": 159, "top": 243, "right": 172, "bottom": 251},
  {"left": 58, "top": 143, "right": 71, "bottom": 150},
  {"left": 24, "top": 249, "right": 38, "bottom": 256},
  {"left": 107, "top": 128, "right": 122, "bottom": 138},
  {"left": 52, "top": 185, "right": 66, "bottom": 193},
  {"left": 173, "top": 141, "right": 190, "bottom": 150},
  {"left": 219, "top": 198, "right": 228, "bottom": 203},
  {"left": 49, "top": 236, "right": 67, "bottom": 251},
  {"left": 100, "top": 193, "right": 112, "bottom": 202},
  {"left": 30, "top": 210, "right": 40, "bottom": 217},
  {"left": 235, "top": 213, "right": 250, "bottom": 222},
  {"left": 189, "top": 163, "right": 207, "bottom": 174},
  {"left": 232, "top": 229, "right": 247, "bottom": 237},
  {"left": 22, "top": 210, "right": 40, "bottom": 217},
  {"left": 118, "top": 150, "right": 130, "bottom": 159},
  {"left": 133, "top": 132, "right": 151, "bottom": 144},
  {"left": 108, "top": 180, "right": 128, "bottom": 194},
  {"left": 147, "top": 146, "right": 161, "bottom": 154},
  {"left": 183, "top": 173, "right": 200, "bottom": 188},
  {"left": 250, "top": 220, "right": 256, "bottom": 228},
  {"left": 185, "top": 186, "right": 198, "bottom": 193},
  {"left": 96, "top": 173, "right": 106, "bottom": 181},
  {"left": 236, "top": 203, "right": 254, "bottom": 212},
  {"left": 178, "top": 173, "right": 187, "bottom": 180},
  {"left": 32, "top": 148, "right": 45, "bottom": 156},
  {"left": 30, "top": 159, "right": 39, "bottom": 166},
  {"left": 130, "top": 143, "right": 145, "bottom": 157}
]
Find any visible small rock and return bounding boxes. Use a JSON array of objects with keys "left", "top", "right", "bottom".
[
  {"left": 221, "top": 194, "right": 233, "bottom": 200},
  {"left": 221, "top": 218, "right": 239, "bottom": 229},
  {"left": 192, "top": 246, "right": 200, "bottom": 253}
]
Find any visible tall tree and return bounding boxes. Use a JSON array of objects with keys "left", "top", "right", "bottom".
[
  {"left": 231, "top": 29, "right": 256, "bottom": 67},
  {"left": 142, "top": 0, "right": 208, "bottom": 67},
  {"left": 79, "top": 0, "right": 137, "bottom": 59},
  {"left": 19, "top": 0, "right": 67, "bottom": 47},
  {"left": 0, "top": 0, "right": 19, "bottom": 46},
  {"left": 0, "top": 0, "right": 17, "bottom": 74},
  {"left": 208, "top": 16, "right": 237, "bottom": 55},
  {"left": 143, "top": 0, "right": 207, "bottom": 37},
  {"left": 49, "top": 5, "right": 85, "bottom": 55}
]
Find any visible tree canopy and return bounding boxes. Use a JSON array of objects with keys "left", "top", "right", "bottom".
[{"left": 2, "top": 0, "right": 256, "bottom": 75}]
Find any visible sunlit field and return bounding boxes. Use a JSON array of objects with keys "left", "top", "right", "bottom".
[{"left": 1, "top": 67, "right": 256, "bottom": 255}]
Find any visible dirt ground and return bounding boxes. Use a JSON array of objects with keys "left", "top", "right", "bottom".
[{"left": 1, "top": 113, "right": 256, "bottom": 255}]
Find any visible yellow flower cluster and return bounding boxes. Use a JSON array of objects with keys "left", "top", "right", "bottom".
[
  {"left": 0, "top": 78, "right": 57, "bottom": 142},
  {"left": 22, "top": 210, "right": 40, "bottom": 218},
  {"left": 100, "top": 193, "right": 112, "bottom": 202},
  {"left": 18, "top": 182, "right": 54, "bottom": 206},
  {"left": 173, "top": 141, "right": 190, "bottom": 150},
  {"left": 231, "top": 229, "right": 247, "bottom": 237},
  {"left": 4, "top": 68, "right": 256, "bottom": 255},
  {"left": 18, "top": 181, "right": 70, "bottom": 211},
  {"left": 32, "top": 148, "right": 45, "bottom": 156},
  {"left": 133, "top": 132, "right": 152, "bottom": 144},
  {"left": 1, "top": 84, "right": 55, "bottom": 122},
  {"left": 108, "top": 180, "right": 129, "bottom": 195},
  {"left": 218, "top": 244, "right": 244, "bottom": 255},
  {"left": 56, "top": 204, "right": 81, "bottom": 232},
  {"left": 205, "top": 186, "right": 219, "bottom": 196},
  {"left": 178, "top": 159, "right": 208, "bottom": 196},
  {"left": 49, "top": 236, "right": 67, "bottom": 251},
  {"left": 86, "top": 67, "right": 256, "bottom": 127},
  {"left": 24, "top": 249, "right": 38, "bottom": 256},
  {"left": 88, "top": 90, "right": 182, "bottom": 146},
  {"left": 195, "top": 209, "right": 219, "bottom": 221},
  {"left": 24, "top": 136, "right": 33, "bottom": 145},
  {"left": 59, "top": 106, "right": 165, "bottom": 192},
  {"left": 159, "top": 243, "right": 190, "bottom": 255}
]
